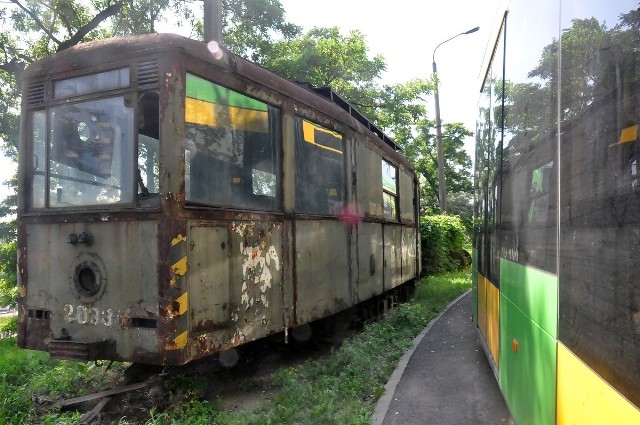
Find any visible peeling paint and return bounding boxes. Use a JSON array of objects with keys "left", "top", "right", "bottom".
[{"left": 234, "top": 221, "right": 281, "bottom": 314}]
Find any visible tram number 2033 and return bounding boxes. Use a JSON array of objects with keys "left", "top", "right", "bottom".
[{"left": 63, "top": 304, "right": 114, "bottom": 327}]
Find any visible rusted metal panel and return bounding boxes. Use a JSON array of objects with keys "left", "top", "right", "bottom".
[
  {"left": 383, "top": 225, "right": 403, "bottom": 290},
  {"left": 356, "top": 222, "right": 384, "bottom": 302},
  {"left": 228, "top": 220, "right": 284, "bottom": 342},
  {"left": 23, "top": 221, "right": 159, "bottom": 361},
  {"left": 180, "top": 220, "right": 286, "bottom": 361},
  {"left": 280, "top": 220, "right": 295, "bottom": 327},
  {"left": 401, "top": 227, "right": 418, "bottom": 282},
  {"left": 188, "top": 223, "right": 231, "bottom": 331},
  {"left": 295, "top": 220, "right": 351, "bottom": 322}
]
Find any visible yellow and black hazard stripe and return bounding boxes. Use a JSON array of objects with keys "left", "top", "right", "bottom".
[{"left": 166, "top": 234, "right": 189, "bottom": 351}]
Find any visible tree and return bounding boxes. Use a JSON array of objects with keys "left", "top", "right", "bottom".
[
  {"left": 218, "top": 0, "right": 302, "bottom": 62},
  {"left": 399, "top": 119, "right": 473, "bottom": 216},
  {"left": 261, "top": 26, "right": 387, "bottom": 110}
]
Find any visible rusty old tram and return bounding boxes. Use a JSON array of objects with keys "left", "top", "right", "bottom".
[{"left": 16, "top": 33, "right": 420, "bottom": 365}]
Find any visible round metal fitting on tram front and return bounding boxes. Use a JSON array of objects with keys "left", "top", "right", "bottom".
[{"left": 69, "top": 253, "right": 107, "bottom": 302}]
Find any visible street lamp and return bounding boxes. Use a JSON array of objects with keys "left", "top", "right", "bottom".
[{"left": 432, "top": 26, "right": 479, "bottom": 214}]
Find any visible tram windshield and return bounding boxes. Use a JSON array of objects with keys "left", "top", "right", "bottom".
[
  {"left": 45, "top": 97, "right": 134, "bottom": 207},
  {"left": 31, "top": 96, "right": 135, "bottom": 209}
]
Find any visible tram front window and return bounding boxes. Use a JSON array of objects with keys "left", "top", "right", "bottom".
[{"left": 44, "top": 96, "right": 134, "bottom": 208}]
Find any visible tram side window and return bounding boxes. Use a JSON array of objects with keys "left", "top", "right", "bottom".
[
  {"left": 137, "top": 92, "right": 159, "bottom": 200},
  {"left": 294, "top": 118, "right": 344, "bottom": 215},
  {"left": 528, "top": 162, "right": 553, "bottom": 223},
  {"left": 382, "top": 159, "right": 398, "bottom": 220},
  {"left": 185, "top": 74, "right": 280, "bottom": 211},
  {"left": 31, "top": 111, "right": 46, "bottom": 209}
]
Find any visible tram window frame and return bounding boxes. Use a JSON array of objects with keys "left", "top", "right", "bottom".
[
  {"left": 294, "top": 117, "right": 346, "bottom": 216},
  {"left": 184, "top": 73, "right": 281, "bottom": 212},
  {"left": 382, "top": 159, "right": 399, "bottom": 220}
]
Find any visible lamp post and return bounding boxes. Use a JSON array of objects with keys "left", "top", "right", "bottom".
[{"left": 432, "top": 26, "right": 479, "bottom": 214}]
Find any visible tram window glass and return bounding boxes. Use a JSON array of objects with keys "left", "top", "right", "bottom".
[
  {"left": 528, "top": 162, "right": 552, "bottom": 223},
  {"left": 185, "top": 74, "right": 280, "bottom": 211},
  {"left": 31, "top": 111, "right": 46, "bottom": 209},
  {"left": 137, "top": 92, "right": 159, "bottom": 198},
  {"left": 48, "top": 96, "right": 135, "bottom": 207},
  {"left": 54, "top": 68, "right": 129, "bottom": 99},
  {"left": 557, "top": 2, "right": 640, "bottom": 406},
  {"left": 382, "top": 159, "right": 398, "bottom": 220},
  {"left": 294, "top": 118, "right": 344, "bottom": 215}
]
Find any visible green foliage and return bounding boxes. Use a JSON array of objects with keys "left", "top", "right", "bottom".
[
  {"left": 420, "top": 215, "right": 470, "bottom": 276},
  {"left": 263, "top": 27, "right": 385, "bottom": 89},
  {"left": 0, "top": 339, "right": 126, "bottom": 425},
  {"left": 221, "top": 0, "right": 302, "bottom": 63},
  {"left": 0, "top": 240, "right": 17, "bottom": 307},
  {"left": 399, "top": 119, "right": 473, "bottom": 215},
  {"left": 0, "top": 314, "right": 17, "bottom": 335}
]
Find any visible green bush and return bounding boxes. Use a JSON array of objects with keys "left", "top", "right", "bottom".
[
  {"left": 420, "top": 215, "right": 470, "bottom": 276},
  {"left": 0, "top": 314, "right": 17, "bottom": 336}
]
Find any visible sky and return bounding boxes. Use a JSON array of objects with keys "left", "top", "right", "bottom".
[
  {"left": 0, "top": 0, "right": 506, "bottom": 200},
  {"left": 279, "top": 0, "right": 505, "bottom": 148}
]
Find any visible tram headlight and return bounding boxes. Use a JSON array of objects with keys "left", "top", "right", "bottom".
[
  {"left": 70, "top": 254, "right": 107, "bottom": 301},
  {"left": 75, "top": 266, "right": 98, "bottom": 297}
]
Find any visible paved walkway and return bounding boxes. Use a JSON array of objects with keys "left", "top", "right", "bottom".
[{"left": 372, "top": 291, "right": 514, "bottom": 425}]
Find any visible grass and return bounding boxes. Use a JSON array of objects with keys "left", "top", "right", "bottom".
[
  {"left": 0, "top": 271, "right": 472, "bottom": 424},
  {"left": 0, "top": 337, "right": 126, "bottom": 425},
  {"left": 134, "top": 270, "right": 472, "bottom": 425}
]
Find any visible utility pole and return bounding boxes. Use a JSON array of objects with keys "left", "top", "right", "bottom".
[
  {"left": 432, "top": 26, "right": 479, "bottom": 214},
  {"left": 203, "top": 0, "right": 222, "bottom": 43}
]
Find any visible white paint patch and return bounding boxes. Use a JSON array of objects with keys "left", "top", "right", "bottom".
[{"left": 234, "top": 222, "right": 281, "bottom": 312}]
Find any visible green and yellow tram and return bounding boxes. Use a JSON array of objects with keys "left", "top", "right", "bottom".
[{"left": 474, "top": 1, "right": 640, "bottom": 423}]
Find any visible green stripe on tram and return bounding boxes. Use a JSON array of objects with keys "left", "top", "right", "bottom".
[
  {"left": 500, "top": 258, "right": 557, "bottom": 338},
  {"left": 499, "top": 258, "right": 558, "bottom": 425},
  {"left": 186, "top": 74, "right": 268, "bottom": 111}
]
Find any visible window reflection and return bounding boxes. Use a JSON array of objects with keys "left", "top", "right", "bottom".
[
  {"left": 382, "top": 159, "right": 398, "bottom": 220},
  {"left": 31, "top": 111, "right": 46, "bottom": 209},
  {"left": 48, "top": 97, "right": 134, "bottom": 207},
  {"left": 137, "top": 92, "right": 159, "bottom": 202},
  {"left": 294, "top": 118, "right": 344, "bottom": 215},
  {"left": 184, "top": 74, "right": 280, "bottom": 211},
  {"left": 54, "top": 68, "right": 129, "bottom": 99}
]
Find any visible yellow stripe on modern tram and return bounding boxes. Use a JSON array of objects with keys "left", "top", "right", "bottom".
[{"left": 557, "top": 342, "right": 640, "bottom": 425}]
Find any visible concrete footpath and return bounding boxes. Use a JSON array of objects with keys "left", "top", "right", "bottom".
[{"left": 372, "top": 291, "right": 514, "bottom": 425}]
